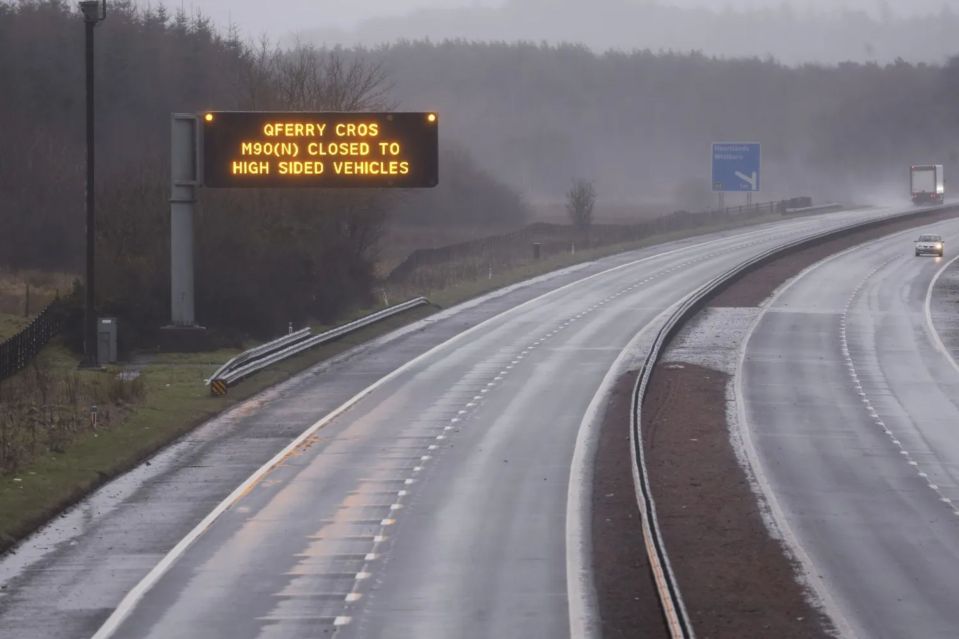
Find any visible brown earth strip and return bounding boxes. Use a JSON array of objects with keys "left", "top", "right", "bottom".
[
  {"left": 643, "top": 363, "right": 833, "bottom": 638},
  {"left": 591, "top": 372, "right": 669, "bottom": 639},
  {"left": 592, "top": 207, "right": 959, "bottom": 638}
]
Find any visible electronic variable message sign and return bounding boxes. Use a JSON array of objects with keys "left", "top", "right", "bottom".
[{"left": 202, "top": 111, "right": 438, "bottom": 188}]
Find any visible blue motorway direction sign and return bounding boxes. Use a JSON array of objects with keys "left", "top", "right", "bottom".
[{"left": 712, "top": 142, "right": 761, "bottom": 192}]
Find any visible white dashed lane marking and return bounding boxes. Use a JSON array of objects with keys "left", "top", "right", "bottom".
[
  {"left": 840, "top": 257, "right": 959, "bottom": 517},
  {"left": 315, "top": 233, "right": 812, "bottom": 628}
]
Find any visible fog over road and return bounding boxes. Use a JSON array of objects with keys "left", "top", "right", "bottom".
[
  {"left": 185, "top": 0, "right": 946, "bottom": 42},
  {"left": 742, "top": 219, "right": 959, "bottom": 639},
  {"left": 0, "top": 206, "right": 931, "bottom": 639}
]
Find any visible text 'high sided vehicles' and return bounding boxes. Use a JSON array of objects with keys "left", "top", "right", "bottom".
[{"left": 911, "top": 164, "right": 945, "bottom": 204}]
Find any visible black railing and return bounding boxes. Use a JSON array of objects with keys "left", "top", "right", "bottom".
[{"left": 0, "top": 300, "right": 66, "bottom": 381}]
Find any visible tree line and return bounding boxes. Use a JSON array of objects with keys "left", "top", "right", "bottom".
[
  {"left": 4, "top": 1, "right": 959, "bottom": 347},
  {"left": 0, "top": 1, "right": 528, "bottom": 346},
  {"left": 304, "top": 0, "right": 959, "bottom": 67},
  {"left": 373, "top": 40, "right": 959, "bottom": 207}
]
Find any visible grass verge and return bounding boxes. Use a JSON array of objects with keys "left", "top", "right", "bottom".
[{"left": 0, "top": 313, "right": 29, "bottom": 342}]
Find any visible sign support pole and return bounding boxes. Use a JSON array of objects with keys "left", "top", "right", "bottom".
[
  {"left": 81, "top": 9, "right": 99, "bottom": 367},
  {"left": 170, "top": 114, "right": 200, "bottom": 327}
]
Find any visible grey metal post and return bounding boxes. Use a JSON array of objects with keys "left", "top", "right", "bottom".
[
  {"left": 80, "top": 1, "right": 105, "bottom": 367},
  {"left": 170, "top": 114, "right": 200, "bottom": 326}
]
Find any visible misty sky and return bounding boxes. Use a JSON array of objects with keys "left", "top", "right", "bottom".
[{"left": 169, "top": 0, "right": 949, "bottom": 42}]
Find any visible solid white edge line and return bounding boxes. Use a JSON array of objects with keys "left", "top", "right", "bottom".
[
  {"left": 565, "top": 306, "right": 674, "bottom": 639},
  {"left": 91, "top": 213, "right": 806, "bottom": 638},
  {"left": 923, "top": 253, "right": 959, "bottom": 376}
]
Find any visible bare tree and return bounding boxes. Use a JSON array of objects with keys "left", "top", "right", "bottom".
[
  {"left": 246, "top": 41, "right": 393, "bottom": 111},
  {"left": 566, "top": 179, "right": 597, "bottom": 237},
  {"left": 239, "top": 36, "right": 276, "bottom": 110}
]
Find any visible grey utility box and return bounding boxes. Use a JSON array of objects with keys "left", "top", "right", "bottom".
[{"left": 97, "top": 317, "right": 118, "bottom": 364}]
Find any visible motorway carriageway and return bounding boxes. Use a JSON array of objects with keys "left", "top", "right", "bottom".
[
  {"left": 741, "top": 218, "right": 959, "bottom": 639},
  {"left": 0, "top": 205, "right": 935, "bottom": 639}
]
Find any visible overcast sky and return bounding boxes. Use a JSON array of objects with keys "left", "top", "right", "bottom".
[{"left": 168, "top": 0, "right": 950, "bottom": 42}]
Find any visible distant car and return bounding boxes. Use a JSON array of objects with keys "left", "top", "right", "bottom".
[{"left": 915, "top": 234, "right": 945, "bottom": 257}]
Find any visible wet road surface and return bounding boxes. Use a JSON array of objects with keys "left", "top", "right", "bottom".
[
  {"left": 0, "top": 206, "right": 928, "bottom": 639},
  {"left": 742, "top": 218, "right": 959, "bottom": 639}
]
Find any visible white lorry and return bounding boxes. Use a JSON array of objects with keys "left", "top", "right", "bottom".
[{"left": 911, "top": 164, "right": 944, "bottom": 204}]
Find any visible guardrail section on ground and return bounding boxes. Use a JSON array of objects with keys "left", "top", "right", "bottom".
[{"left": 208, "top": 297, "right": 432, "bottom": 395}]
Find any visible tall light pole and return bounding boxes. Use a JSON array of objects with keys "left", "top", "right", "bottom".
[{"left": 79, "top": 0, "right": 105, "bottom": 368}]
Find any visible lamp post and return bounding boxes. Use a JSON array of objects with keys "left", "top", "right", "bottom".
[{"left": 79, "top": 0, "right": 105, "bottom": 368}]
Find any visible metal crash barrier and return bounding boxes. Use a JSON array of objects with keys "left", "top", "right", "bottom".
[{"left": 207, "top": 297, "right": 431, "bottom": 396}]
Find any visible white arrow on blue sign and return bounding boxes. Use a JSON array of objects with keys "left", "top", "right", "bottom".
[{"left": 712, "top": 142, "right": 761, "bottom": 193}]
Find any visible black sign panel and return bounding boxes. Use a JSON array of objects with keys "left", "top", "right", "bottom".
[{"left": 202, "top": 111, "right": 438, "bottom": 188}]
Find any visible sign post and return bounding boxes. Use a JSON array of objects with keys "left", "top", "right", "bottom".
[
  {"left": 169, "top": 114, "right": 201, "bottom": 327},
  {"left": 79, "top": 0, "right": 107, "bottom": 367},
  {"left": 712, "top": 142, "right": 761, "bottom": 210},
  {"left": 167, "top": 111, "right": 438, "bottom": 328}
]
